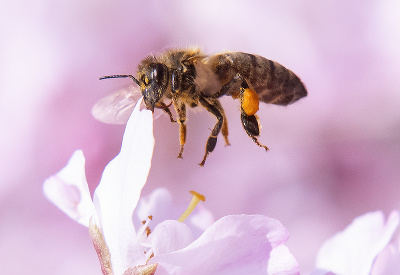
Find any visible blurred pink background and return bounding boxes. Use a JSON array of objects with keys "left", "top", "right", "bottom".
[{"left": 1, "top": 0, "right": 400, "bottom": 273}]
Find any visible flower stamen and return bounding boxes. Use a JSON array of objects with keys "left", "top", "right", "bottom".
[
  {"left": 178, "top": 191, "right": 206, "bottom": 223},
  {"left": 137, "top": 215, "right": 153, "bottom": 242}
]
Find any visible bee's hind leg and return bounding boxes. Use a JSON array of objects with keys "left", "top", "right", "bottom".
[
  {"left": 238, "top": 80, "right": 269, "bottom": 151},
  {"left": 240, "top": 110, "right": 269, "bottom": 151},
  {"left": 198, "top": 97, "right": 226, "bottom": 166}
]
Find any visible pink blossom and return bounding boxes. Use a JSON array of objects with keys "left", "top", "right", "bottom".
[{"left": 44, "top": 99, "right": 299, "bottom": 274}]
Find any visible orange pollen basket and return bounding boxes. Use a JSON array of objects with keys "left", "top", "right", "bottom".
[{"left": 242, "top": 88, "right": 259, "bottom": 116}]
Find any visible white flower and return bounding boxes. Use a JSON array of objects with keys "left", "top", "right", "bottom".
[{"left": 44, "top": 98, "right": 299, "bottom": 274}]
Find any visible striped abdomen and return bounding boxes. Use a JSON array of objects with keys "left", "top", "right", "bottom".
[{"left": 208, "top": 52, "right": 307, "bottom": 106}]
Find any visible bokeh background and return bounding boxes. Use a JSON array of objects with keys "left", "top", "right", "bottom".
[{"left": 1, "top": 0, "right": 400, "bottom": 273}]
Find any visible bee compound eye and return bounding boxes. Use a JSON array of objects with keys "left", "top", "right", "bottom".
[
  {"left": 150, "top": 63, "right": 168, "bottom": 84},
  {"left": 140, "top": 75, "right": 149, "bottom": 86}
]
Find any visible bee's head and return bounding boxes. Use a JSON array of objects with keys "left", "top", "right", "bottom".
[
  {"left": 99, "top": 61, "right": 169, "bottom": 112},
  {"left": 138, "top": 63, "right": 169, "bottom": 112}
]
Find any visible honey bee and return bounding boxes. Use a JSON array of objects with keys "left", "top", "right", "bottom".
[{"left": 93, "top": 47, "right": 307, "bottom": 166}]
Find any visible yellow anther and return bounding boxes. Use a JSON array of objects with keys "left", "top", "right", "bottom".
[{"left": 178, "top": 191, "right": 206, "bottom": 222}]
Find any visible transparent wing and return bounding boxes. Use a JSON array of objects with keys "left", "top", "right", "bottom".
[{"left": 92, "top": 85, "right": 165, "bottom": 124}]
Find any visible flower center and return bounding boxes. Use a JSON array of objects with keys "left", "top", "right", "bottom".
[{"left": 137, "top": 191, "right": 206, "bottom": 263}]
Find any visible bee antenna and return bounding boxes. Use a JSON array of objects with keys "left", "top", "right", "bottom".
[{"left": 99, "top": 74, "right": 140, "bottom": 86}]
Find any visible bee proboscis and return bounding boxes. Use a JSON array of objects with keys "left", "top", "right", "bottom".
[{"left": 93, "top": 48, "right": 307, "bottom": 166}]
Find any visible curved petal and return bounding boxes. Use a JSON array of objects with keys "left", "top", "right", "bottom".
[
  {"left": 93, "top": 98, "right": 155, "bottom": 274},
  {"left": 187, "top": 204, "right": 214, "bottom": 238},
  {"left": 151, "top": 214, "right": 299, "bottom": 275},
  {"left": 268, "top": 245, "right": 300, "bottom": 275},
  {"left": 134, "top": 188, "right": 174, "bottom": 229},
  {"left": 150, "top": 220, "right": 193, "bottom": 255},
  {"left": 315, "top": 211, "right": 400, "bottom": 275},
  {"left": 43, "top": 150, "right": 96, "bottom": 227}
]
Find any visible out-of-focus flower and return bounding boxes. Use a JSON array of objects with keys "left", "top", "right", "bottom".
[
  {"left": 43, "top": 98, "right": 299, "bottom": 274},
  {"left": 312, "top": 211, "right": 400, "bottom": 275},
  {"left": 372, "top": 235, "right": 400, "bottom": 274}
]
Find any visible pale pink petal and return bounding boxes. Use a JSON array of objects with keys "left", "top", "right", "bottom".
[
  {"left": 135, "top": 188, "right": 174, "bottom": 228},
  {"left": 43, "top": 150, "right": 96, "bottom": 227},
  {"left": 268, "top": 245, "right": 300, "bottom": 274},
  {"left": 188, "top": 204, "right": 214, "bottom": 234},
  {"left": 315, "top": 211, "right": 400, "bottom": 275},
  {"left": 151, "top": 214, "right": 299, "bottom": 275},
  {"left": 150, "top": 220, "right": 193, "bottom": 255},
  {"left": 93, "top": 98, "right": 155, "bottom": 274}
]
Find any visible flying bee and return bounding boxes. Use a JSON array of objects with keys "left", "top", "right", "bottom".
[{"left": 93, "top": 47, "right": 307, "bottom": 166}]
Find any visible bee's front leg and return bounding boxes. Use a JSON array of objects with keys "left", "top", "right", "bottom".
[
  {"left": 173, "top": 102, "right": 187, "bottom": 159},
  {"left": 155, "top": 101, "right": 176, "bottom": 123}
]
